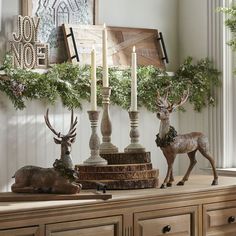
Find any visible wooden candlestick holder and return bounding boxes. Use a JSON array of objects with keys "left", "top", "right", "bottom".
[
  {"left": 125, "top": 111, "right": 146, "bottom": 153},
  {"left": 100, "top": 87, "right": 119, "bottom": 154},
  {"left": 84, "top": 111, "right": 107, "bottom": 165}
]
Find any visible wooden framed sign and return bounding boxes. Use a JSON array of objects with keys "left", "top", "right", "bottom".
[
  {"left": 21, "top": 0, "right": 98, "bottom": 63},
  {"left": 62, "top": 24, "right": 166, "bottom": 69}
]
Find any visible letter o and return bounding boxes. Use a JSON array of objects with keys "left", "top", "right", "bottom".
[
  {"left": 22, "top": 16, "right": 33, "bottom": 42},
  {"left": 23, "top": 43, "right": 35, "bottom": 69}
]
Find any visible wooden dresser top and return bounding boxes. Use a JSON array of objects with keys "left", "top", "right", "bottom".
[{"left": 0, "top": 175, "right": 235, "bottom": 214}]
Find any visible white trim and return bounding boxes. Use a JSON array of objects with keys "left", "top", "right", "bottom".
[
  {"left": 222, "top": 0, "right": 234, "bottom": 168},
  {"left": 202, "top": 167, "right": 236, "bottom": 176},
  {"left": 217, "top": 168, "right": 236, "bottom": 176},
  {"left": 207, "top": 0, "right": 233, "bottom": 168},
  {"left": 0, "top": 0, "right": 2, "bottom": 32},
  {"left": 207, "top": 0, "right": 224, "bottom": 167}
]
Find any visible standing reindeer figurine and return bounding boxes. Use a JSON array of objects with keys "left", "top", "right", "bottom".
[
  {"left": 11, "top": 109, "right": 81, "bottom": 194},
  {"left": 155, "top": 91, "right": 218, "bottom": 188}
]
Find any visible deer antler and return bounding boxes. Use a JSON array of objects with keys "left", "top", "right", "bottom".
[
  {"left": 156, "top": 89, "right": 189, "bottom": 112},
  {"left": 44, "top": 109, "right": 78, "bottom": 141},
  {"left": 156, "top": 90, "right": 171, "bottom": 109},
  {"left": 169, "top": 89, "right": 189, "bottom": 111},
  {"left": 64, "top": 109, "right": 78, "bottom": 139},
  {"left": 44, "top": 109, "right": 62, "bottom": 138}
]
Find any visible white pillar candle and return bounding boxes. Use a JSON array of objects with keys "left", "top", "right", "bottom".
[
  {"left": 91, "top": 46, "right": 97, "bottom": 111},
  {"left": 131, "top": 46, "right": 137, "bottom": 111},
  {"left": 102, "top": 23, "right": 109, "bottom": 87}
]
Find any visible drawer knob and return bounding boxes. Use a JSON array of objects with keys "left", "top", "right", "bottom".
[
  {"left": 162, "top": 225, "right": 171, "bottom": 234},
  {"left": 228, "top": 216, "right": 235, "bottom": 224}
]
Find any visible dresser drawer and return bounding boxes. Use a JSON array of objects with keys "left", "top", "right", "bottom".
[
  {"left": 134, "top": 206, "right": 199, "bottom": 236},
  {"left": 46, "top": 216, "right": 122, "bottom": 236},
  {"left": 203, "top": 200, "right": 236, "bottom": 235},
  {"left": 207, "top": 208, "right": 236, "bottom": 228},
  {"left": 137, "top": 214, "right": 190, "bottom": 235}
]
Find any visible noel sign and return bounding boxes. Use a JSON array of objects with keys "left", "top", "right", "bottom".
[{"left": 9, "top": 15, "right": 49, "bottom": 69}]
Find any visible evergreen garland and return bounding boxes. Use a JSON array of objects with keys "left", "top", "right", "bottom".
[
  {"left": 0, "top": 54, "right": 220, "bottom": 112},
  {"left": 155, "top": 126, "right": 178, "bottom": 147},
  {"left": 218, "top": 6, "right": 236, "bottom": 73}
]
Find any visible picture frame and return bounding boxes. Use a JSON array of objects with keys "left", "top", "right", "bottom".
[{"left": 21, "top": 0, "right": 99, "bottom": 63}]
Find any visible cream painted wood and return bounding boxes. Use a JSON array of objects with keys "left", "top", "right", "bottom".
[{"left": 46, "top": 216, "right": 122, "bottom": 236}]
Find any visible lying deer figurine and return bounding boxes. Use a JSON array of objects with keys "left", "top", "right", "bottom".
[
  {"left": 155, "top": 91, "right": 218, "bottom": 188},
  {"left": 11, "top": 109, "right": 81, "bottom": 194}
]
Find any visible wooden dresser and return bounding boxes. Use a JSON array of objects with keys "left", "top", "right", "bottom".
[{"left": 0, "top": 175, "right": 236, "bottom": 236}]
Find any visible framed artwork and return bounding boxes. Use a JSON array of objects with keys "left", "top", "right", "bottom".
[{"left": 21, "top": 0, "right": 98, "bottom": 63}]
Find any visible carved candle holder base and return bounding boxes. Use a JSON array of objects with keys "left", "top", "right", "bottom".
[
  {"left": 124, "top": 111, "right": 146, "bottom": 153},
  {"left": 100, "top": 87, "right": 119, "bottom": 154},
  {"left": 84, "top": 111, "right": 107, "bottom": 166}
]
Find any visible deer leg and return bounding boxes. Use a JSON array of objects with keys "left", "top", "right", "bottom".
[
  {"left": 199, "top": 149, "right": 218, "bottom": 185},
  {"left": 167, "top": 169, "right": 174, "bottom": 187},
  {"left": 177, "top": 150, "right": 197, "bottom": 186},
  {"left": 161, "top": 164, "right": 173, "bottom": 189}
]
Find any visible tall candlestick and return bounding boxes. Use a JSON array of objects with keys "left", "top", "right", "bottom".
[
  {"left": 103, "top": 23, "right": 109, "bottom": 87},
  {"left": 91, "top": 46, "right": 97, "bottom": 111},
  {"left": 131, "top": 46, "right": 137, "bottom": 111}
]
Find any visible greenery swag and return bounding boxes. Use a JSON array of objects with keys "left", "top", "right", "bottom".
[
  {"left": 218, "top": 6, "right": 236, "bottom": 73},
  {"left": 155, "top": 126, "right": 178, "bottom": 147},
  {"left": 0, "top": 54, "right": 220, "bottom": 112},
  {"left": 218, "top": 6, "right": 236, "bottom": 48}
]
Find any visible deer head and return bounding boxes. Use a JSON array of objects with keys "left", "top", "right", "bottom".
[
  {"left": 156, "top": 90, "right": 189, "bottom": 121},
  {"left": 44, "top": 109, "right": 78, "bottom": 159}
]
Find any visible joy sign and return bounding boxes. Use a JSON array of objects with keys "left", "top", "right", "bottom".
[{"left": 9, "top": 15, "right": 49, "bottom": 69}]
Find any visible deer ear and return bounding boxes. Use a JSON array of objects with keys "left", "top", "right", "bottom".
[{"left": 53, "top": 137, "right": 61, "bottom": 144}]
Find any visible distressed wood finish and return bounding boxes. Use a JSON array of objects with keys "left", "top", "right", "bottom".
[
  {"left": 135, "top": 207, "right": 194, "bottom": 236},
  {"left": 203, "top": 200, "right": 236, "bottom": 235},
  {"left": 62, "top": 24, "right": 165, "bottom": 68},
  {"left": 100, "top": 152, "right": 151, "bottom": 164},
  {"left": 78, "top": 178, "right": 158, "bottom": 190},
  {"left": 76, "top": 151, "right": 158, "bottom": 190},
  {"left": 78, "top": 169, "right": 158, "bottom": 180},
  {"left": 0, "top": 226, "right": 40, "bottom": 236},
  {"left": 0, "top": 192, "right": 112, "bottom": 202},
  {"left": 45, "top": 216, "right": 122, "bottom": 236},
  {"left": 100, "top": 87, "right": 119, "bottom": 154},
  {"left": 1, "top": 176, "right": 236, "bottom": 235},
  {"left": 76, "top": 163, "right": 153, "bottom": 172}
]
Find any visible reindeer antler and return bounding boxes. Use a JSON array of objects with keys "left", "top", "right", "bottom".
[
  {"left": 64, "top": 110, "right": 78, "bottom": 140},
  {"left": 170, "top": 89, "right": 189, "bottom": 111},
  {"left": 44, "top": 109, "right": 62, "bottom": 138},
  {"left": 44, "top": 109, "right": 78, "bottom": 141},
  {"left": 156, "top": 89, "right": 189, "bottom": 112},
  {"left": 156, "top": 90, "right": 171, "bottom": 109}
]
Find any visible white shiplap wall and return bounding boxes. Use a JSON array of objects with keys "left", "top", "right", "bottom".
[{"left": 0, "top": 94, "right": 179, "bottom": 192}]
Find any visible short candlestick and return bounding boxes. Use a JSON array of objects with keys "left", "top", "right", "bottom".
[
  {"left": 84, "top": 111, "right": 107, "bottom": 165},
  {"left": 124, "top": 111, "right": 146, "bottom": 153},
  {"left": 100, "top": 87, "right": 119, "bottom": 154}
]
